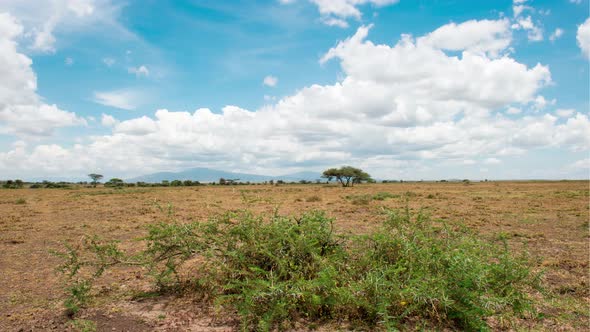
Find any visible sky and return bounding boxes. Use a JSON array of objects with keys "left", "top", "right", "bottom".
[{"left": 0, "top": 0, "right": 589, "bottom": 181}]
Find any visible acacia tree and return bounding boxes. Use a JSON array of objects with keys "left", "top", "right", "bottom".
[
  {"left": 105, "top": 178, "right": 124, "bottom": 187},
  {"left": 88, "top": 174, "right": 103, "bottom": 187},
  {"left": 322, "top": 166, "right": 371, "bottom": 187}
]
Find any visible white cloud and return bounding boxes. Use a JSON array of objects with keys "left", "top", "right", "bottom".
[
  {"left": 103, "top": 57, "right": 115, "bottom": 66},
  {"left": 577, "top": 18, "right": 590, "bottom": 58},
  {"left": 533, "top": 95, "right": 555, "bottom": 110},
  {"left": 1, "top": 0, "right": 95, "bottom": 53},
  {"left": 0, "top": 13, "right": 85, "bottom": 137},
  {"left": 4, "top": 21, "right": 586, "bottom": 179},
  {"left": 511, "top": 1, "right": 545, "bottom": 42},
  {"left": 65, "top": 57, "right": 74, "bottom": 65},
  {"left": 280, "top": 0, "right": 399, "bottom": 28},
  {"left": 513, "top": 5, "right": 531, "bottom": 18},
  {"left": 311, "top": 0, "right": 398, "bottom": 19},
  {"left": 512, "top": 0, "right": 532, "bottom": 18},
  {"left": 0, "top": 0, "right": 130, "bottom": 53},
  {"left": 93, "top": 89, "right": 140, "bottom": 110},
  {"left": 569, "top": 158, "right": 589, "bottom": 170},
  {"left": 556, "top": 109, "right": 575, "bottom": 118},
  {"left": 263, "top": 75, "right": 278, "bottom": 87},
  {"left": 569, "top": 0, "right": 582, "bottom": 4},
  {"left": 128, "top": 65, "right": 149, "bottom": 77},
  {"left": 32, "top": 23, "right": 58, "bottom": 52},
  {"left": 506, "top": 107, "right": 522, "bottom": 114},
  {"left": 512, "top": 16, "right": 543, "bottom": 41},
  {"left": 417, "top": 19, "right": 512, "bottom": 57},
  {"left": 321, "top": 17, "right": 349, "bottom": 28},
  {"left": 549, "top": 28, "right": 564, "bottom": 42},
  {"left": 101, "top": 113, "right": 118, "bottom": 127},
  {"left": 114, "top": 115, "right": 157, "bottom": 135},
  {"left": 320, "top": 25, "right": 550, "bottom": 109},
  {"left": 554, "top": 113, "right": 590, "bottom": 152},
  {"left": 484, "top": 157, "right": 501, "bottom": 165}
]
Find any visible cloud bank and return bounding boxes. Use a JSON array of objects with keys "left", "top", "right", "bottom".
[{"left": 1, "top": 18, "right": 588, "bottom": 179}]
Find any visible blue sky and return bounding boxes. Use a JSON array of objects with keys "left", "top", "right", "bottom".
[{"left": 0, "top": 0, "right": 589, "bottom": 181}]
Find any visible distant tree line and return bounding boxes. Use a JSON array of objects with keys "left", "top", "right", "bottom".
[
  {"left": 2, "top": 179, "right": 24, "bottom": 189},
  {"left": 0, "top": 178, "right": 477, "bottom": 189},
  {"left": 5, "top": 166, "right": 482, "bottom": 190}
]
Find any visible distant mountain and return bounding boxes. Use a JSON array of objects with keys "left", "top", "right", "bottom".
[
  {"left": 25, "top": 176, "right": 89, "bottom": 183},
  {"left": 127, "top": 168, "right": 322, "bottom": 183}
]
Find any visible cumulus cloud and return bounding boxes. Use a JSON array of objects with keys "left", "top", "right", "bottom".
[
  {"left": 506, "top": 107, "right": 522, "bottom": 115},
  {"left": 1, "top": 0, "right": 94, "bottom": 52},
  {"left": 93, "top": 89, "right": 141, "bottom": 110},
  {"left": 0, "top": 13, "right": 85, "bottom": 137},
  {"left": 512, "top": 16, "right": 543, "bottom": 41},
  {"left": 321, "top": 17, "right": 349, "bottom": 28},
  {"left": 511, "top": 1, "right": 544, "bottom": 42},
  {"left": 320, "top": 25, "right": 550, "bottom": 109},
  {"left": 417, "top": 19, "right": 512, "bottom": 57},
  {"left": 569, "top": 158, "right": 589, "bottom": 170},
  {"left": 128, "top": 65, "right": 149, "bottom": 77},
  {"left": 263, "top": 75, "right": 278, "bottom": 87},
  {"left": 280, "top": 0, "right": 398, "bottom": 27},
  {"left": 549, "top": 28, "right": 564, "bottom": 42},
  {"left": 0, "top": 0, "right": 128, "bottom": 53},
  {"left": 577, "top": 18, "right": 590, "bottom": 58},
  {"left": 311, "top": 0, "right": 398, "bottom": 19},
  {"left": 513, "top": 4, "right": 531, "bottom": 18},
  {"left": 3, "top": 21, "right": 588, "bottom": 179},
  {"left": 555, "top": 109, "right": 575, "bottom": 118},
  {"left": 101, "top": 113, "right": 118, "bottom": 127}
]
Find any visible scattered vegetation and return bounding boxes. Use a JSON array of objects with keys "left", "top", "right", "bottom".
[
  {"left": 305, "top": 195, "right": 322, "bottom": 202},
  {"left": 346, "top": 194, "right": 373, "bottom": 205},
  {"left": 53, "top": 206, "right": 542, "bottom": 330},
  {"left": 68, "top": 318, "right": 97, "bottom": 332},
  {"left": 345, "top": 191, "right": 400, "bottom": 205},
  {"left": 372, "top": 191, "right": 399, "bottom": 200}
]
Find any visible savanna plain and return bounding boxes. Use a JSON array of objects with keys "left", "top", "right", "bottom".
[{"left": 0, "top": 181, "right": 588, "bottom": 331}]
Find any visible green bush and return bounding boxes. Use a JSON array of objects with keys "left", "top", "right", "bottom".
[
  {"left": 2, "top": 179, "right": 24, "bottom": 189},
  {"left": 53, "top": 207, "right": 541, "bottom": 330}
]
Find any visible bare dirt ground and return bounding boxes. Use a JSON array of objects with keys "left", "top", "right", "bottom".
[{"left": 0, "top": 181, "right": 588, "bottom": 331}]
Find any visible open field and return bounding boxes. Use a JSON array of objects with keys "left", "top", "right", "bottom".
[{"left": 0, "top": 181, "right": 588, "bottom": 331}]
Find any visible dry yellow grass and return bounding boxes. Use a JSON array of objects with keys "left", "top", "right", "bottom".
[{"left": 0, "top": 181, "right": 588, "bottom": 331}]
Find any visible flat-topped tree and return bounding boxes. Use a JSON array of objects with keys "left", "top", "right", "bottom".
[
  {"left": 322, "top": 166, "right": 371, "bottom": 187},
  {"left": 88, "top": 173, "right": 103, "bottom": 187},
  {"left": 105, "top": 178, "right": 124, "bottom": 187}
]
